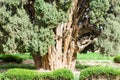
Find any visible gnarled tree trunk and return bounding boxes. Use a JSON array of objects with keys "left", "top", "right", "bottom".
[{"left": 32, "top": 0, "right": 99, "bottom": 70}]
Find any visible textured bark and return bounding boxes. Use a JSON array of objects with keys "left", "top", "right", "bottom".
[{"left": 31, "top": 0, "right": 100, "bottom": 70}]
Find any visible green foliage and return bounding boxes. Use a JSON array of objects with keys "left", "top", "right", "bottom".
[
  {"left": 32, "top": 0, "right": 71, "bottom": 56},
  {"left": 1, "top": 0, "right": 20, "bottom": 6},
  {"left": 0, "top": 0, "right": 33, "bottom": 54},
  {"left": 0, "top": 53, "right": 32, "bottom": 60},
  {"left": 89, "top": 0, "right": 110, "bottom": 26},
  {"left": 0, "top": 0, "right": 72, "bottom": 56},
  {"left": 2, "top": 69, "right": 39, "bottom": 80},
  {"left": 95, "top": 0, "right": 120, "bottom": 55},
  {"left": 56, "top": 0, "right": 72, "bottom": 12},
  {"left": 29, "top": 27, "right": 55, "bottom": 56},
  {"left": 113, "top": 55, "right": 120, "bottom": 63},
  {"left": 0, "top": 73, "right": 4, "bottom": 80},
  {"left": 79, "top": 66, "right": 120, "bottom": 80},
  {"left": 0, "top": 54, "right": 23, "bottom": 63},
  {"left": 1, "top": 68, "right": 74, "bottom": 80},
  {"left": 35, "top": 0, "right": 69, "bottom": 27},
  {"left": 0, "top": 64, "right": 35, "bottom": 69},
  {"left": 0, "top": 0, "right": 48, "bottom": 56},
  {"left": 53, "top": 68, "right": 74, "bottom": 80}
]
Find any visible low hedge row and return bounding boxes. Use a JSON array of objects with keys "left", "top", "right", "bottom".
[
  {"left": 0, "top": 64, "right": 35, "bottom": 69},
  {"left": 1, "top": 68, "right": 74, "bottom": 80},
  {"left": 79, "top": 66, "right": 120, "bottom": 80},
  {"left": 0, "top": 54, "right": 23, "bottom": 63}
]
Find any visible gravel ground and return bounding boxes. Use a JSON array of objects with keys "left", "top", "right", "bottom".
[{"left": 77, "top": 60, "right": 120, "bottom": 68}]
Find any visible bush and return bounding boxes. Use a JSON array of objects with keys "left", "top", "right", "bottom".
[
  {"left": 0, "top": 64, "right": 35, "bottom": 69},
  {"left": 1, "top": 68, "right": 74, "bottom": 80},
  {"left": 79, "top": 66, "right": 120, "bottom": 80},
  {"left": 53, "top": 68, "right": 74, "bottom": 80},
  {"left": 0, "top": 54, "right": 23, "bottom": 63},
  {"left": 2, "top": 69, "right": 39, "bottom": 80},
  {"left": 113, "top": 55, "right": 120, "bottom": 63}
]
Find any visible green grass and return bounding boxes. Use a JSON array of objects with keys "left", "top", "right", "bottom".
[
  {"left": 77, "top": 52, "right": 113, "bottom": 60},
  {"left": 15, "top": 53, "right": 33, "bottom": 60}
]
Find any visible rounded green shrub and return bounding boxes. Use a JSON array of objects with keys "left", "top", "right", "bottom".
[
  {"left": 1, "top": 68, "right": 74, "bottom": 80},
  {"left": 79, "top": 66, "right": 120, "bottom": 80},
  {"left": 2, "top": 69, "right": 39, "bottom": 80},
  {"left": 113, "top": 55, "right": 120, "bottom": 63},
  {"left": 0, "top": 54, "right": 23, "bottom": 63},
  {"left": 53, "top": 68, "right": 74, "bottom": 80}
]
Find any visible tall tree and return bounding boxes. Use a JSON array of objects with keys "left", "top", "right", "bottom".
[
  {"left": 95, "top": 0, "right": 120, "bottom": 55},
  {"left": 0, "top": 0, "right": 110, "bottom": 70}
]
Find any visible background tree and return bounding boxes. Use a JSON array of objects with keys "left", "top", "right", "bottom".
[
  {"left": 0, "top": 0, "right": 33, "bottom": 53},
  {"left": 95, "top": 0, "right": 120, "bottom": 56}
]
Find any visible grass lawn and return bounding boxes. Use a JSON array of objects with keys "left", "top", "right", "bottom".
[{"left": 77, "top": 52, "right": 114, "bottom": 60}]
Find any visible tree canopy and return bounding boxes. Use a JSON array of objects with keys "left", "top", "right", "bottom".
[{"left": 0, "top": 0, "right": 72, "bottom": 56}]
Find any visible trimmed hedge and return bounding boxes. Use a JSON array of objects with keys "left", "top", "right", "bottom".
[
  {"left": 113, "top": 55, "right": 120, "bottom": 63},
  {"left": 1, "top": 68, "right": 74, "bottom": 80},
  {"left": 0, "top": 54, "right": 23, "bottom": 63},
  {"left": 3, "top": 69, "right": 39, "bottom": 80},
  {"left": 79, "top": 66, "right": 120, "bottom": 80},
  {"left": 0, "top": 64, "right": 35, "bottom": 69},
  {"left": 53, "top": 68, "right": 74, "bottom": 80}
]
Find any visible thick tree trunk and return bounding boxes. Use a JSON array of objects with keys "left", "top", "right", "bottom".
[{"left": 32, "top": 0, "right": 98, "bottom": 70}]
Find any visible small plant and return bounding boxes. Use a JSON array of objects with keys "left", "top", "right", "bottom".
[
  {"left": 0, "top": 54, "right": 23, "bottom": 63},
  {"left": 113, "top": 55, "right": 120, "bottom": 63}
]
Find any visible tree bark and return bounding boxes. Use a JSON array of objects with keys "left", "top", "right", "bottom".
[{"left": 32, "top": 0, "right": 99, "bottom": 70}]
